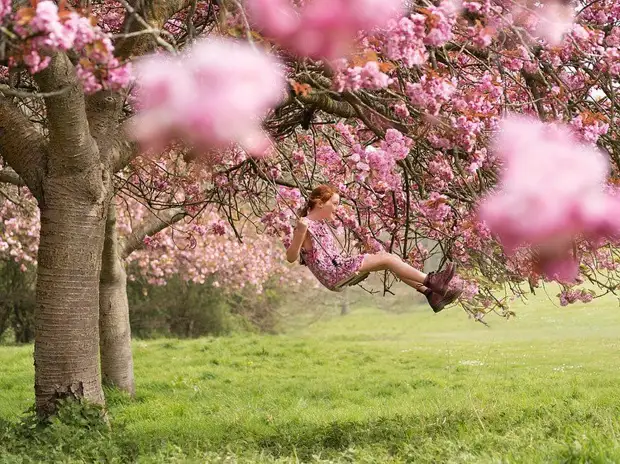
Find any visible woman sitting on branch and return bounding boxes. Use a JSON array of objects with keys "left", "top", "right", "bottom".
[{"left": 286, "top": 184, "right": 462, "bottom": 313}]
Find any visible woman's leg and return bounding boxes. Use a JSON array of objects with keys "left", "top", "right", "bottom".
[
  {"left": 401, "top": 277, "right": 428, "bottom": 293},
  {"left": 358, "top": 252, "right": 427, "bottom": 284},
  {"left": 360, "top": 253, "right": 456, "bottom": 296}
]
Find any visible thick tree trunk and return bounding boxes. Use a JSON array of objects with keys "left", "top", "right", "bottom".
[
  {"left": 99, "top": 202, "right": 135, "bottom": 395},
  {"left": 34, "top": 177, "right": 109, "bottom": 416}
]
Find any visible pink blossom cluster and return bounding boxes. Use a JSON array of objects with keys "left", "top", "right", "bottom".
[
  {"left": 406, "top": 75, "right": 457, "bottom": 116},
  {"left": 422, "top": 4, "right": 457, "bottom": 46},
  {"left": 478, "top": 115, "right": 620, "bottom": 282},
  {"left": 602, "top": 47, "right": 620, "bottom": 77},
  {"left": 132, "top": 38, "right": 286, "bottom": 157},
  {"left": 333, "top": 60, "right": 393, "bottom": 92},
  {"left": 419, "top": 192, "right": 452, "bottom": 226},
  {"left": 531, "top": 0, "right": 576, "bottom": 45},
  {"left": 488, "top": 0, "right": 576, "bottom": 46},
  {"left": 9, "top": 1, "right": 131, "bottom": 92},
  {"left": 0, "top": 0, "right": 10, "bottom": 23},
  {"left": 245, "top": 0, "right": 405, "bottom": 59},
  {"left": 427, "top": 154, "right": 454, "bottom": 190},
  {"left": 120, "top": 204, "right": 306, "bottom": 293},
  {"left": 380, "top": 15, "right": 428, "bottom": 66},
  {"left": 570, "top": 113, "right": 610, "bottom": 144},
  {"left": 379, "top": 1, "right": 457, "bottom": 67},
  {"left": 90, "top": 0, "right": 125, "bottom": 33},
  {"left": 342, "top": 129, "right": 411, "bottom": 191},
  {"left": 558, "top": 288, "right": 594, "bottom": 307},
  {"left": 0, "top": 189, "right": 40, "bottom": 271},
  {"left": 449, "top": 275, "right": 480, "bottom": 301}
]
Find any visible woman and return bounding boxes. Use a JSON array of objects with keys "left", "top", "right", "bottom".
[{"left": 286, "top": 185, "right": 462, "bottom": 312}]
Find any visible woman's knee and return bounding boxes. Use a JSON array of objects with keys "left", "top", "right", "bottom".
[
  {"left": 383, "top": 253, "right": 402, "bottom": 266},
  {"left": 360, "top": 252, "right": 388, "bottom": 271},
  {"left": 368, "top": 251, "right": 398, "bottom": 268}
]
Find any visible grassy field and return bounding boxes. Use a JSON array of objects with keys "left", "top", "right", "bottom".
[{"left": 2, "top": 292, "right": 620, "bottom": 463}]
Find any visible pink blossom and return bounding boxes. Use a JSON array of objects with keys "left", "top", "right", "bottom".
[
  {"left": 12, "top": 1, "right": 130, "bottom": 92},
  {"left": 558, "top": 288, "right": 594, "bottom": 306},
  {"left": 246, "top": 0, "right": 405, "bottom": 59},
  {"left": 29, "top": 1, "right": 59, "bottom": 32},
  {"left": 102, "top": 58, "right": 133, "bottom": 90},
  {"left": 0, "top": 0, "right": 10, "bottom": 22},
  {"left": 423, "top": 6, "right": 455, "bottom": 46},
  {"left": 478, "top": 115, "right": 620, "bottom": 282},
  {"left": 132, "top": 38, "right": 286, "bottom": 156},
  {"left": 381, "top": 15, "right": 428, "bottom": 67},
  {"left": 534, "top": 1, "right": 576, "bottom": 46},
  {"left": 570, "top": 113, "right": 609, "bottom": 144},
  {"left": 22, "top": 51, "right": 51, "bottom": 74},
  {"left": 75, "top": 66, "right": 103, "bottom": 94},
  {"left": 407, "top": 75, "right": 457, "bottom": 116},
  {"left": 334, "top": 60, "right": 393, "bottom": 92},
  {"left": 393, "top": 102, "right": 410, "bottom": 118}
]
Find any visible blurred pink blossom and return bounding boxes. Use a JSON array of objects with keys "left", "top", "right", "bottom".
[
  {"left": 246, "top": 0, "right": 405, "bottom": 59},
  {"left": 132, "top": 38, "right": 286, "bottom": 156},
  {"left": 478, "top": 115, "right": 620, "bottom": 282},
  {"left": 534, "top": 0, "right": 576, "bottom": 45}
]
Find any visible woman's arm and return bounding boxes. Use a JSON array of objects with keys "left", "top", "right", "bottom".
[{"left": 286, "top": 218, "right": 309, "bottom": 263}]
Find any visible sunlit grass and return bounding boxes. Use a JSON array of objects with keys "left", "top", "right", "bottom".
[{"left": 1, "top": 292, "right": 620, "bottom": 462}]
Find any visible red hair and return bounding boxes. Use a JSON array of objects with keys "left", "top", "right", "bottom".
[{"left": 299, "top": 184, "right": 338, "bottom": 217}]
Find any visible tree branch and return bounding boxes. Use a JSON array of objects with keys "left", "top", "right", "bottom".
[
  {"left": 85, "top": 91, "right": 139, "bottom": 173},
  {"left": 295, "top": 91, "right": 357, "bottom": 118},
  {"left": 120, "top": 206, "right": 186, "bottom": 258},
  {"left": 0, "top": 167, "right": 25, "bottom": 186},
  {"left": 33, "top": 53, "right": 98, "bottom": 175},
  {"left": 115, "top": 0, "right": 193, "bottom": 59},
  {"left": 0, "top": 97, "right": 46, "bottom": 200}
]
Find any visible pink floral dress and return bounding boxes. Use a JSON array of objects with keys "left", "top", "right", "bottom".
[{"left": 300, "top": 219, "right": 366, "bottom": 291}]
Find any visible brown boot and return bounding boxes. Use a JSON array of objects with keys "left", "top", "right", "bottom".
[
  {"left": 423, "top": 262, "right": 456, "bottom": 297},
  {"left": 425, "top": 287, "right": 463, "bottom": 313}
]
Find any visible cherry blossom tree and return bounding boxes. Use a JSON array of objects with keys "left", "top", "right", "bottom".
[{"left": 0, "top": 0, "right": 619, "bottom": 416}]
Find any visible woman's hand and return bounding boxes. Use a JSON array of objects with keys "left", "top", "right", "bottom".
[{"left": 296, "top": 217, "right": 309, "bottom": 232}]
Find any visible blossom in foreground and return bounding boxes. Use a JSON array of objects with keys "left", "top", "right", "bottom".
[
  {"left": 478, "top": 115, "right": 620, "bottom": 282},
  {"left": 245, "top": 0, "right": 404, "bottom": 59},
  {"left": 131, "top": 38, "right": 286, "bottom": 156}
]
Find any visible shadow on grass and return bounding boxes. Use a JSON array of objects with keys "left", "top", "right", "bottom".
[{"left": 2, "top": 396, "right": 620, "bottom": 463}]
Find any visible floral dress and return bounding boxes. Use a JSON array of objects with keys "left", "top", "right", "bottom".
[{"left": 300, "top": 219, "right": 366, "bottom": 291}]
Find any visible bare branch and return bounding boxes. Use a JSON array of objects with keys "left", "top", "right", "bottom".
[
  {"left": 0, "top": 97, "right": 46, "bottom": 200},
  {"left": 33, "top": 53, "right": 98, "bottom": 174},
  {"left": 115, "top": 0, "right": 193, "bottom": 59},
  {"left": 0, "top": 84, "right": 71, "bottom": 100},
  {"left": 120, "top": 206, "right": 186, "bottom": 258},
  {"left": 0, "top": 167, "right": 25, "bottom": 186},
  {"left": 295, "top": 91, "right": 357, "bottom": 119},
  {"left": 85, "top": 91, "right": 139, "bottom": 172}
]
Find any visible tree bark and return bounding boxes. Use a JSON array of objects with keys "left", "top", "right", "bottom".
[
  {"left": 34, "top": 175, "right": 109, "bottom": 415},
  {"left": 0, "top": 168, "right": 25, "bottom": 186},
  {"left": 98, "top": 204, "right": 184, "bottom": 396},
  {"left": 115, "top": 0, "right": 193, "bottom": 59},
  {"left": 32, "top": 53, "right": 111, "bottom": 416},
  {"left": 99, "top": 202, "right": 135, "bottom": 395},
  {"left": 0, "top": 98, "right": 47, "bottom": 200}
]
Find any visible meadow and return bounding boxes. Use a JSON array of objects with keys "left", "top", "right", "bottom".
[{"left": 1, "top": 291, "right": 620, "bottom": 463}]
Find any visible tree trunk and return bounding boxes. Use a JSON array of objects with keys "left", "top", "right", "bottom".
[
  {"left": 99, "top": 202, "right": 135, "bottom": 395},
  {"left": 34, "top": 177, "right": 109, "bottom": 416}
]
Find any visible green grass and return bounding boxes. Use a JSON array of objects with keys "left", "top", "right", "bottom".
[{"left": 2, "top": 293, "right": 620, "bottom": 463}]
